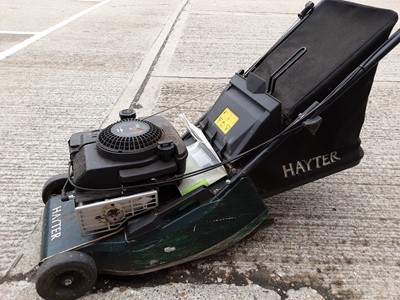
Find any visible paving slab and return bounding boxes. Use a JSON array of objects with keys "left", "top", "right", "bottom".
[
  {"left": 155, "top": 12, "right": 294, "bottom": 78},
  {"left": 0, "top": 0, "right": 94, "bottom": 31},
  {"left": 0, "top": 0, "right": 399, "bottom": 299}
]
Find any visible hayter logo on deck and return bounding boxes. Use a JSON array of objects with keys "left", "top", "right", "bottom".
[
  {"left": 282, "top": 151, "right": 341, "bottom": 178},
  {"left": 50, "top": 206, "right": 62, "bottom": 241}
]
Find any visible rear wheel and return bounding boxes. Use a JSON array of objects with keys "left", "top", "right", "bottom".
[
  {"left": 42, "top": 173, "right": 70, "bottom": 204},
  {"left": 36, "top": 251, "right": 97, "bottom": 300}
]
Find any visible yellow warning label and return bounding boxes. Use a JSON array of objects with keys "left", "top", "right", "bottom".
[{"left": 214, "top": 108, "right": 239, "bottom": 134}]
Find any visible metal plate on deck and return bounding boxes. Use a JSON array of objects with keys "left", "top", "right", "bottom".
[{"left": 75, "top": 190, "right": 158, "bottom": 235}]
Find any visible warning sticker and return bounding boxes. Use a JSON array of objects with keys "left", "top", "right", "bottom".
[{"left": 214, "top": 108, "right": 239, "bottom": 134}]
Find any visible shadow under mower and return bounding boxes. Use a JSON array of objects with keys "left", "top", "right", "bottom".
[{"left": 36, "top": 1, "right": 399, "bottom": 299}]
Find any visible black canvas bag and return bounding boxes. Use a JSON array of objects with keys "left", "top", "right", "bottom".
[
  {"left": 246, "top": 0, "right": 398, "bottom": 197},
  {"left": 252, "top": 0, "right": 398, "bottom": 122}
]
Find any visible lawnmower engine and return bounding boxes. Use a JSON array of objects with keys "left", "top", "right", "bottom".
[{"left": 68, "top": 110, "right": 188, "bottom": 235}]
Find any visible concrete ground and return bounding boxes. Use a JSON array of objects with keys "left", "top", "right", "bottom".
[{"left": 0, "top": 0, "right": 399, "bottom": 299}]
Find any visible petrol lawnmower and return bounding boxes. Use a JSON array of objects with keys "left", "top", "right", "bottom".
[{"left": 36, "top": 0, "right": 399, "bottom": 299}]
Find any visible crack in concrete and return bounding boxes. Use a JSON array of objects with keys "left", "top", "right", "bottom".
[{"left": 0, "top": 268, "right": 36, "bottom": 285}]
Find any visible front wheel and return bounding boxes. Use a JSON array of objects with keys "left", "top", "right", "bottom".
[{"left": 36, "top": 251, "right": 97, "bottom": 300}]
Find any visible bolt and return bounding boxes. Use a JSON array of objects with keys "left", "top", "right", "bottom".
[{"left": 63, "top": 277, "right": 74, "bottom": 287}]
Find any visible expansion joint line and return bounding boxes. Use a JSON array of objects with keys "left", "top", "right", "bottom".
[{"left": 131, "top": 0, "right": 190, "bottom": 105}]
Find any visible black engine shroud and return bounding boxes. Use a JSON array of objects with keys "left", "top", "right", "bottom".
[{"left": 69, "top": 115, "right": 187, "bottom": 200}]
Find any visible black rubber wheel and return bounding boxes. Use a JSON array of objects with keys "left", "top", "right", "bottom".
[
  {"left": 36, "top": 251, "right": 97, "bottom": 300},
  {"left": 42, "top": 173, "right": 69, "bottom": 204}
]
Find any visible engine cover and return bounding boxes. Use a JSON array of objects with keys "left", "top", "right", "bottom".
[{"left": 69, "top": 115, "right": 187, "bottom": 200}]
